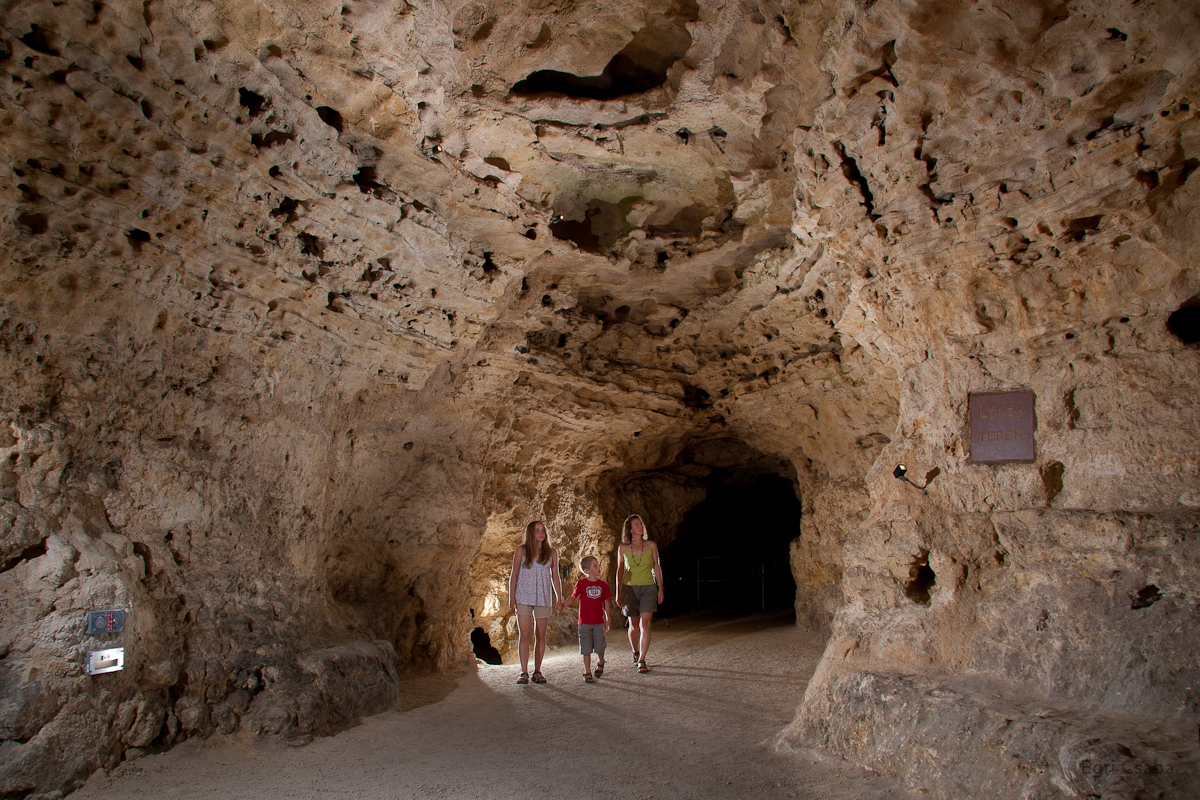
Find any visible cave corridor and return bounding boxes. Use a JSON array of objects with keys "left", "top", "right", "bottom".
[
  {"left": 2, "top": 0, "right": 1198, "bottom": 797},
  {"left": 657, "top": 471, "right": 800, "bottom": 619}
]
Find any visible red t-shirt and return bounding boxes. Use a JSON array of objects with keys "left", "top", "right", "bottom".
[{"left": 572, "top": 578, "right": 612, "bottom": 625}]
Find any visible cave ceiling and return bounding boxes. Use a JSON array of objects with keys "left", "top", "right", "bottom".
[
  {"left": 1, "top": 0, "right": 1195, "bottom": 601},
  {"left": 4, "top": 0, "right": 1197, "bottom": 583}
]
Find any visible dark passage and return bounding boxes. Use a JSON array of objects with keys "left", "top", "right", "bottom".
[
  {"left": 470, "top": 627, "right": 502, "bottom": 664},
  {"left": 657, "top": 472, "right": 800, "bottom": 618}
]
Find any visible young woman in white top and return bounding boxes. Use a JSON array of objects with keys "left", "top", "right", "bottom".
[{"left": 508, "top": 520, "right": 562, "bottom": 684}]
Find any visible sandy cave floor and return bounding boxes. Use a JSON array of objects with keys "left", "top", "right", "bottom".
[{"left": 74, "top": 613, "right": 918, "bottom": 800}]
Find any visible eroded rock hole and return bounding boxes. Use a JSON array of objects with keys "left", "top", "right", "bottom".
[
  {"left": 297, "top": 232, "right": 324, "bottom": 258},
  {"left": 1062, "top": 215, "right": 1103, "bottom": 242},
  {"left": 550, "top": 211, "right": 601, "bottom": 251},
  {"left": 511, "top": 17, "right": 691, "bottom": 100},
  {"left": 834, "top": 142, "right": 877, "bottom": 218},
  {"left": 126, "top": 228, "right": 151, "bottom": 251},
  {"left": 21, "top": 24, "right": 61, "bottom": 56},
  {"left": 269, "top": 196, "right": 301, "bottom": 223},
  {"left": 1131, "top": 585, "right": 1162, "bottom": 610},
  {"left": 17, "top": 213, "right": 49, "bottom": 235},
  {"left": 1041, "top": 461, "right": 1065, "bottom": 506},
  {"left": 1167, "top": 298, "right": 1200, "bottom": 344},
  {"left": 905, "top": 550, "right": 936, "bottom": 605},
  {"left": 316, "top": 106, "right": 343, "bottom": 133},
  {"left": 680, "top": 384, "right": 712, "bottom": 409},
  {"left": 1, "top": 539, "right": 47, "bottom": 573},
  {"left": 470, "top": 626, "right": 502, "bottom": 665},
  {"left": 550, "top": 200, "right": 631, "bottom": 253},
  {"left": 353, "top": 166, "right": 392, "bottom": 198},
  {"left": 250, "top": 130, "right": 295, "bottom": 149},
  {"left": 238, "top": 87, "right": 268, "bottom": 118}
]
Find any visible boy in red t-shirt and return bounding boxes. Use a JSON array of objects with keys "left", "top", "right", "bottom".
[{"left": 557, "top": 556, "right": 613, "bottom": 683}]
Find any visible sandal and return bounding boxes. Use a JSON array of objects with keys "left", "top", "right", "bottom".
[
  {"left": 531, "top": 671, "right": 547, "bottom": 684},
  {"left": 584, "top": 673, "right": 595, "bottom": 683},
  {"left": 516, "top": 672, "right": 529, "bottom": 685},
  {"left": 632, "top": 650, "right": 639, "bottom": 665},
  {"left": 637, "top": 660, "right": 650, "bottom": 674},
  {"left": 594, "top": 661, "right": 604, "bottom": 678}
]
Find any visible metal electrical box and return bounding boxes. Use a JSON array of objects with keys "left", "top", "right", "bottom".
[
  {"left": 85, "top": 609, "right": 126, "bottom": 635},
  {"left": 85, "top": 647, "right": 125, "bottom": 675}
]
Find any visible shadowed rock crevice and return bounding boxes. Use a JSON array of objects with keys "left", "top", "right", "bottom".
[
  {"left": 1167, "top": 297, "right": 1200, "bottom": 344},
  {"left": 512, "top": 15, "right": 692, "bottom": 99},
  {"left": 904, "top": 550, "right": 936, "bottom": 605},
  {"left": 834, "top": 141, "right": 877, "bottom": 218},
  {"left": 550, "top": 199, "right": 631, "bottom": 252}
]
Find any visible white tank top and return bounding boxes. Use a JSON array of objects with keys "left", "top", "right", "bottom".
[{"left": 514, "top": 555, "right": 554, "bottom": 606}]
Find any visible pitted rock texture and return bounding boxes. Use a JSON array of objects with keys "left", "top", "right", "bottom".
[{"left": 1, "top": 0, "right": 1198, "bottom": 797}]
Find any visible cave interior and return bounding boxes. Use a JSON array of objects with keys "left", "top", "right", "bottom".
[{"left": 1, "top": 0, "right": 1199, "bottom": 797}]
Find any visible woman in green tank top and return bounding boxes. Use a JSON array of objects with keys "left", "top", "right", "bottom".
[{"left": 615, "top": 514, "right": 664, "bottom": 673}]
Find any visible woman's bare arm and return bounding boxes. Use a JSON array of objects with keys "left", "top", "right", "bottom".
[
  {"left": 508, "top": 548, "right": 522, "bottom": 611},
  {"left": 550, "top": 548, "right": 563, "bottom": 604},
  {"left": 651, "top": 542, "right": 664, "bottom": 603}
]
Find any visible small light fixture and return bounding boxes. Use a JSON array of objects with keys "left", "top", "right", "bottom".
[
  {"left": 422, "top": 141, "right": 443, "bottom": 158},
  {"left": 550, "top": 214, "right": 564, "bottom": 224},
  {"left": 893, "top": 463, "right": 929, "bottom": 495}
]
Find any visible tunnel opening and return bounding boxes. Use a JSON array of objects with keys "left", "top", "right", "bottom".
[
  {"left": 656, "top": 470, "right": 800, "bottom": 619},
  {"left": 466, "top": 438, "right": 810, "bottom": 663},
  {"left": 601, "top": 438, "right": 802, "bottom": 623}
]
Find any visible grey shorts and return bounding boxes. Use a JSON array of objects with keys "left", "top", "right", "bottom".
[
  {"left": 621, "top": 584, "right": 658, "bottom": 617},
  {"left": 578, "top": 624, "right": 606, "bottom": 655}
]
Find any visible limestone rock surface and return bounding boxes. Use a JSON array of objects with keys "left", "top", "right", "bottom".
[{"left": 1, "top": 0, "right": 1198, "bottom": 797}]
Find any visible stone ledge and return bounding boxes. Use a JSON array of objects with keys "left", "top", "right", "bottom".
[
  {"left": 781, "top": 669, "right": 1200, "bottom": 799},
  {"left": 244, "top": 640, "right": 400, "bottom": 739}
]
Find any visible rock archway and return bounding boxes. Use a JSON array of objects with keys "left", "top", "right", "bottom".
[{"left": 467, "top": 425, "right": 852, "bottom": 663}]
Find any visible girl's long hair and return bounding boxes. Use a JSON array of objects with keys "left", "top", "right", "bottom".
[
  {"left": 621, "top": 514, "right": 650, "bottom": 545},
  {"left": 522, "top": 520, "right": 552, "bottom": 567}
]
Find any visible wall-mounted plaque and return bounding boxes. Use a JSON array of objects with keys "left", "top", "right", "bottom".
[
  {"left": 85, "top": 647, "right": 125, "bottom": 675},
  {"left": 969, "top": 391, "right": 1035, "bottom": 463}
]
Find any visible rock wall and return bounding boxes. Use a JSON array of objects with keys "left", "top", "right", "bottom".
[
  {"left": 774, "top": 1, "right": 1200, "bottom": 797},
  {"left": 1, "top": 0, "right": 1197, "bottom": 797}
]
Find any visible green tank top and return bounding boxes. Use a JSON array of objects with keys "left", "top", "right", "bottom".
[{"left": 623, "top": 547, "right": 655, "bottom": 585}]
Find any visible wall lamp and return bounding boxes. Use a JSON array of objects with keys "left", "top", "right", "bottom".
[{"left": 893, "top": 463, "right": 929, "bottom": 495}]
